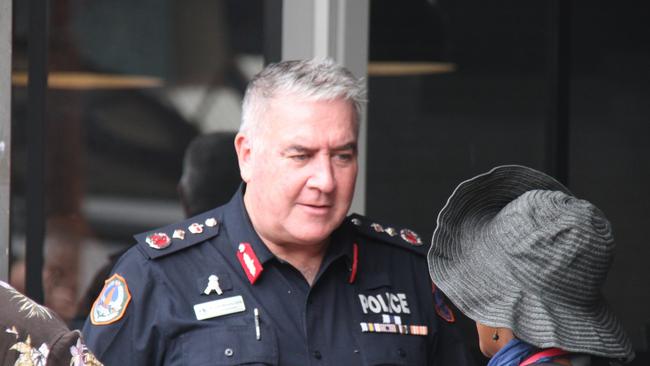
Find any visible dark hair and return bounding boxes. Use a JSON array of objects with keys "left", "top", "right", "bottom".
[{"left": 178, "top": 132, "right": 241, "bottom": 216}]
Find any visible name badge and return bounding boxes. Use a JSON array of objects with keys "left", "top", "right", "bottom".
[{"left": 194, "top": 295, "right": 246, "bottom": 321}]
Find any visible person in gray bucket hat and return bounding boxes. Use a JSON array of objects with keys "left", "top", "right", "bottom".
[{"left": 427, "top": 165, "right": 634, "bottom": 366}]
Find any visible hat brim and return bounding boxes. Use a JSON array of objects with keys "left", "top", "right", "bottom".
[{"left": 428, "top": 165, "right": 633, "bottom": 361}]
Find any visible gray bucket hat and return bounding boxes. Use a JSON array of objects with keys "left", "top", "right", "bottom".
[{"left": 427, "top": 165, "right": 634, "bottom": 361}]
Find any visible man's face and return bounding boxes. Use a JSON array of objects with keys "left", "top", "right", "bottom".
[{"left": 236, "top": 95, "right": 358, "bottom": 248}]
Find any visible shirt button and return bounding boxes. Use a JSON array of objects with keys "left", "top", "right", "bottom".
[
  {"left": 224, "top": 348, "right": 234, "bottom": 357},
  {"left": 313, "top": 350, "right": 322, "bottom": 360},
  {"left": 397, "top": 348, "right": 406, "bottom": 358}
]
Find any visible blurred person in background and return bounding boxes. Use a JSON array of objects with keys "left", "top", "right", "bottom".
[{"left": 177, "top": 131, "right": 241, "bottom": 217}]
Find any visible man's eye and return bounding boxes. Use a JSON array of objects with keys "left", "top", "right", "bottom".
[
  {"left": 291, "top": 154, "right": 309, "bottom": 161},
  {"left": 334, "top": 153, "right": 354, "bottom": 162}
]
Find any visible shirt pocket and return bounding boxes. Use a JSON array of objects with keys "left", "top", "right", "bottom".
[
  {"left": 181, "top": 323, "right": 279, "bottom": 366},
  {"left": 358, "top": 334, "right": 427, "bottom": 365}
]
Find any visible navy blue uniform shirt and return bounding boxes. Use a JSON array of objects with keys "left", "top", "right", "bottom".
[{"left": 83, "top": 188, "right": 473, "bottom": 365}]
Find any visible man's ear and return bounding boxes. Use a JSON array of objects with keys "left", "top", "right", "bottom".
[{"left": 234, "top": 132, "right": 252, "bottom": 183}]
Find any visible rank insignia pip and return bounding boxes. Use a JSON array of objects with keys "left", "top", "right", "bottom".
[
  {"left": 90, "top": 273, "right": 132, "bottom": 325},
  {"left": 146, "top": 232, "right": 171, "bottom": 250},
  {"left": 188, "top": 223, "right": 204, "bottom": 234},
  {"left": 384, "top": 227, "right": 398, "bottom": 237},
  {"left": 173, "top": 229, "right": 186, "bottom": 240},
  {"left": 205, "top": 217, "right": 218, "bottom": 227},
  {"left": 400, "top": 228, "right": 423, "bottom": 246}
]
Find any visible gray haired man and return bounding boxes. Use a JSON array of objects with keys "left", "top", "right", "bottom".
[{"left": 83, "top": 59, "right": 474, "bottom": 365}]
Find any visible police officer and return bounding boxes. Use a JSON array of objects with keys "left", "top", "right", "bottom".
[{"left": 83, "top": 59, "right": 474, "bottom": 365}]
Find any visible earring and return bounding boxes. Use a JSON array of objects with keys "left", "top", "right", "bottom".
[{"left": 492, "top": 330, "right": 499, "bottom": 341}]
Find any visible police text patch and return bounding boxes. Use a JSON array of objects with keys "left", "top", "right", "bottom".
[{"left": 358, "top": 293, "right": 411, "bottom": 314}]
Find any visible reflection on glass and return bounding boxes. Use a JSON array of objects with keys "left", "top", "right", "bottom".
[{"left": 10, "top": 0, "right": 264, "bottom": 326}]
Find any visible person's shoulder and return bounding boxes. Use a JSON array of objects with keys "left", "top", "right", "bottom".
[
  {"left": 133, "top": 208, "right": 223, "bottom": 260},
  {"left": 0, "top": 281, "right": 103, "bottom": 365},
  {"left": 346, "top": 213, "right": 428, "bottom": 256},
  {"left": 84, "top": 209, "right": 224, "bottom": 331}
]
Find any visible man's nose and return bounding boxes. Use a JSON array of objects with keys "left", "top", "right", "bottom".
[{"left": 307, "top": 156, "right": 336, "bottom": 193}]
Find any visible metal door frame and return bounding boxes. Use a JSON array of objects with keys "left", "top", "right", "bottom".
[
  {"left": 282, "top": 0, "right": 369, "bottom": 214},
  {"left": 0, "top": 0, "right": 12, "bottom": 281}
]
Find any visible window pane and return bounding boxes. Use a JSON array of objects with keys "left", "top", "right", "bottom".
[
  {"left": 11, "top": 0, "right": 266, "bottom": 327},
  {"left": 367, "top": 0, "right": 650, "bottom": 358}
]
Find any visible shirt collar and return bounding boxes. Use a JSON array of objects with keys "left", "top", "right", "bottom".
[
  {"left": 223, "top": 185, "right": 357, "bottom": 278},
  {"left": 323, "top": 221, "right": 356, "bottom": 266},
  {"left": 222, "top": 185, "right": 275, "bottom": 264}
]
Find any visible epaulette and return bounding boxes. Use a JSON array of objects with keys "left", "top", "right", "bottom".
[
  {"left": 134, "top": 209, "right": 221, "bottom": 259},
  {"left": 347, "top": 213, "right": 428, "bottom": 256}
]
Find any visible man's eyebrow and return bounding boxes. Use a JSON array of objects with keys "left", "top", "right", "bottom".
[
  {"left": 332, "top": 142, "right": 357, "bottom": 152},
  {"left": 283, "top": 145, "right": 314, "bottom": 154},
  {"left": 282, "top": 142, "right": 357, "bottom": 154}
]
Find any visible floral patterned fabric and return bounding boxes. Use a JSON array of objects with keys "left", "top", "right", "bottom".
[{"left": 0, "top": 281, "right": 102, "bottom": 366}]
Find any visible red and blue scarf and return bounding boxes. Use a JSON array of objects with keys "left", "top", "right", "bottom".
[{"left": 488, "top": 339, "right": 568, "bottom": 366}]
